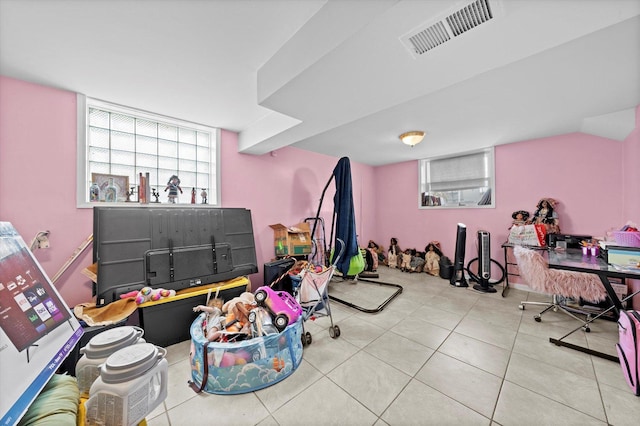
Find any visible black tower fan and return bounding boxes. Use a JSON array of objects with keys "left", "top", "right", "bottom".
[
  {"left": 472, "top": 230, "right": 496, "bottom": 293},
  {"left": 450, "top": 223, "right": 468, "bottom": 287}
]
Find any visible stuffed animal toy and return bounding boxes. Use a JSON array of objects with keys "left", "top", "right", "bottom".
[
  {"left": 424, "top": 242, "right": 443, "bottom": 276},
  {"left": 134, "top": 287, "right": 176, "bottom": 304}
]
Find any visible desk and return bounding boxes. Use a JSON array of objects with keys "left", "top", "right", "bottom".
[
  {"left": 546, "top": 248, "right": 640, "bottom": 361},
  {"left": 501, "top": 242, "right": 547, "bottom": 297}
]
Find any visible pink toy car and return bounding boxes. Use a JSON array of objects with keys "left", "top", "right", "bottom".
[{"left": 253, "top": 286, "right": 302, "bottom": 332}]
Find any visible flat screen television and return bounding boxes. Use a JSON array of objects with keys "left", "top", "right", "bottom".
[{"left": 93, "top": 206, "right": 258, "bottom": 306}]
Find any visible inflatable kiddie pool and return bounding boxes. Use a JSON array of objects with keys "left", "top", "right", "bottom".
[{"left": 189, "top": 313, "right": 303, "bottom": 394}]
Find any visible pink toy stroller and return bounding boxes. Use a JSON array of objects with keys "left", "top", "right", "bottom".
[{"left": 296, "top": 239, "right": 345, "bottom": 346}]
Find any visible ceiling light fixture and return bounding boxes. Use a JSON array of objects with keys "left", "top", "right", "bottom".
[{"left": 399, "top": 131, "right": 425, "bottom": 147}]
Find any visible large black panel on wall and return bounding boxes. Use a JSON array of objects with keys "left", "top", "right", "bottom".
[{"left": 92, "top": 206, "right": 257, "bottom": 306}]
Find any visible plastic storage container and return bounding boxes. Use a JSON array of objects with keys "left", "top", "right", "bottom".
[
  {"left": 189, "top": 313, "right": 303, "bottom": 394},
  {"left": 85, "top": 343, "right": 168, "bottom": 426},
  {"left": 76, "top": 326, "right": 146, "bottom": 397}
]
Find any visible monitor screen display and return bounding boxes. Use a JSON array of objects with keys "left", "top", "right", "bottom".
[{"left": 0, "top": 247, "right": 71, "bottom": 353}]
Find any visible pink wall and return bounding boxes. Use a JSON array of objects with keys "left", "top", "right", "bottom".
[
  {"left": 374, "top": 134, "right": 626, "bottom": 278},
  {"left": 218, "top": 130, "right": 377, "bottom": 283},
  {"left": 0, "top": 77, "right": 95, "bottom": 308},
  {"left": 622, "top": 106, "right": 640, "bottom": 220},
  {"left": 0, "top": 75, "right": 637, "bottom": 308},
  {"left": 622, "top": 106, "right": 640, "bottom": 306}
]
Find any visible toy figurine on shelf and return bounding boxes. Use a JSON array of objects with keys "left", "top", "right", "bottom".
[
  {"left": 125, "top": 187, "right": 135, "bottom": 202},
  {"left": 191, "top": 187, "right": 196, "bottom": 204},
  {"left": 164, "top": 175, "right": 182, "bottom": 203},
  {"left": 151, "top": 188, "right": 161, "bottom": 203},
  {"left": 201, "top": 188, "right": 208, "bottom": 204}
]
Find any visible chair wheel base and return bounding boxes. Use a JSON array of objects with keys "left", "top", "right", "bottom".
[{"left": 534, "top": 316, "right": 542, "bottom": 322}]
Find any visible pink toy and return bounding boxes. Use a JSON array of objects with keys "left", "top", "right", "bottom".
[
  {"left": 119, "top": 290, "right": 139, "bottom": 299},
  {"left": 135, "top": 286, "right": 176, "bottom": 304},
  {"left": 254, "top": 286, "right": 302, "bottom": 332}
]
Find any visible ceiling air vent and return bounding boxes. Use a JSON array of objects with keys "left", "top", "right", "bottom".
[{"left": 401, "top": 0, "right": 503, "bottom": 57}]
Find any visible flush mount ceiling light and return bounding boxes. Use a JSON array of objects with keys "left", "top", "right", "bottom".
[{"left": 399, "top": 131, "right": 425, "bottom": 146}]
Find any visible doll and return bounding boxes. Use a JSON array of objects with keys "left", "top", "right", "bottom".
[
  {"left": 510, "top": 210, "right": 530, "bottom": 229},
  {"left": 193, "top": 298, "right": 225, "bottom": 341},
  {"left": 164, "top": 175, "right": 183, "bottom": 203},
  {"left": 409, "top": 249, "right": 425, "bottom": 272},
  {"left": 530, "top": 198, "right": 560, "bottom": 234},
  {"left": 400, "top": 249, "right": 412, "bottom": 272},
  {"left": 424, "top": 242, "right": 443, "bottom": 276},
  {"left": 387, "top": 237, "right": 400, "bottom": 268},
  {"left": 368, "top": 240, "right": 386, "bottom": 264}
]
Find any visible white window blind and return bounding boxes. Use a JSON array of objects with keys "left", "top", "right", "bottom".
[
  {"left": 429, "top": 151, "right": 489, "bottom": 191},
  {"left": 419, "top": 148, "right": 494, "bottom": 208}
]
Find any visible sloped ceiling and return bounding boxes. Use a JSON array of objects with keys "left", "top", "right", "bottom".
[{"left": 1, "top": 0, "right": 638, "bottom": 166}]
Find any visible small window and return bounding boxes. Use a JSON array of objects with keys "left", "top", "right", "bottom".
[
  {"left": 77, "top": 96, "right": 219, "bottom": 207},
  {"left": 419, "top": 148, "right": 494, "bottom": 208}
]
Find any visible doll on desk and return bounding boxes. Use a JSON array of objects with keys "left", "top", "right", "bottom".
[{"left": 529, "top": 197, "right": 560, "bottom": 234}]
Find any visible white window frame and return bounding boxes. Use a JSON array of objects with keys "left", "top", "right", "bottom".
[
  {"left": 418, "top": 147, "right": 495, "bottom": 209},
  {"left": 76, "top": 95, "right": 220, "bottom": 208}
]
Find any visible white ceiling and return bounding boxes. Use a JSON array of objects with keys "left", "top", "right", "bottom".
[{"left": 1, "top": 0, "right": 639, "bottom": 166}]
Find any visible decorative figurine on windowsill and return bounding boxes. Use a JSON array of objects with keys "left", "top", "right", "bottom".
[
  {"left": 191, "top": 187, "right": 196, "bottom": 204},
  {"left": 165, "top": 175, "right": 182, "bottom": 203},
  {"left": 151, "top": 188, "right": 161, "bottom": 203},
  {"left": 125, "top": 187, "right": 135, "bottom": 202},
  {"left": 529, "top": 198, "right": 560, "bottom": 234},
  {"left": 201, "top": 188, "right": 208, "bottom": 204},
  {"left": 510, "top": 210, "right": 530, "bottom": 229}
]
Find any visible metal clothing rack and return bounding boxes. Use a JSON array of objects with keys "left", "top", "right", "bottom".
[{"left": 308, "top": 165, "right": 403, "bottom": 314}]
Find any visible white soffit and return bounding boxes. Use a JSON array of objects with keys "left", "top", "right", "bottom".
[{"left": 580, "top": 108, "right": 637, "bottom": 141}]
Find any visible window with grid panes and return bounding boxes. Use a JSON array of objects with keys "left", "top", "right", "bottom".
[
  {"left": 77, "top": 96, "right": 219, "bottom": 207},
  {"left": 419, "top": 148, "right": 494, "bottom": 209}
]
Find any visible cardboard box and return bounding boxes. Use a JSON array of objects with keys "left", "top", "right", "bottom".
[
  {"left": 607, "top": 246, "right": 640, "bottom": 269},
  {"left": 270, "top": 223, "right": 312, "bottom": 256}
]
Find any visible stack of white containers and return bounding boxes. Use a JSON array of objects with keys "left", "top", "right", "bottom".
[{"left": 76, "top": 326, "right": 168, "bottom": 426}]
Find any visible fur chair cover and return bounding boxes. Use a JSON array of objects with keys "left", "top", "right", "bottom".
[{"left": 513, "top": 246, "right": 607, "bottom": 303}]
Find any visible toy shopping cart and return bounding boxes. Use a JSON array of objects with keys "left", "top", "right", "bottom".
[{"left": 295, "top": 239, "right": 344, "bottom": 346}]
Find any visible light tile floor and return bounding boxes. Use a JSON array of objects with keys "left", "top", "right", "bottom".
[{"left": 146, "top": 267, "right": 640, "bottom": 425}]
